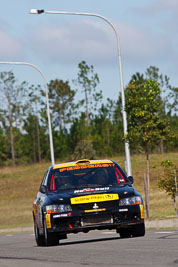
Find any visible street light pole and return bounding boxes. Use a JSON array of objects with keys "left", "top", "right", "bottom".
[
  {"left": 0, "top": 61, "right": 55, "bottom": 165},
  {"left": 30, "top": 9, "right": 132, "bottom": 176}
]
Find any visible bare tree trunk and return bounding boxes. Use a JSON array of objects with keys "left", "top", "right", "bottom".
[
  {"left": 58, "top": 99, "right": 63, "bottom": 130},
  {"left": 160, "top": 139, "right": 164, "bottom": 154},
  {"left": 173, "top": 197, "right": 178, "bottom": 216},
  {"left": 7, "top": 97, "right": 15, "bottom": 166},
  {"left": 175, "top": 169, "right": 178, "bottom": 216},
  {"left": 144, "top": 173, "right": 149, "bottom": 218},
  {"left": 32, "top": 130, "right": 37, "bottom": 163},
  {"left": 9, "top": 120, "right": 15, "bottom": 166},
  {"left": 85, "top": 87, "right": 90, "bottom": 127},
  {"left": 146, "top": 153, "right": 150, "bottom": 198},
  {"left": 107, "top": 126, "right": 110, "bottom": 146},
  {"left": 36, "top": 116, "right": 41, "bottom": 163}
]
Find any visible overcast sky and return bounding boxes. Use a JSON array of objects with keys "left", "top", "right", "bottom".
[{"left": 0, "top": 0, "right": 178, "bottom": 101}]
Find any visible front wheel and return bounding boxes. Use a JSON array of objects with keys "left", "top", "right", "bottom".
[
  {"left": 34, "top": 217, "right": 45, "bottom": 246},
  {"left": 118, "top": 228, "right": 132, "bottom": 238},
  {"left": 117, "top": 222, "right": 145, "bottom": 238},
  {"left": 131, "top": 222, "right": 145, "bottom": 237},
  {"left": 43, "top": 219, "right": 59, "bottom": 246}
]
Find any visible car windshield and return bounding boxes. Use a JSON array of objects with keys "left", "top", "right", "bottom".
[{"left": 48, "top": 163, "right": 128, "bottom": 191}]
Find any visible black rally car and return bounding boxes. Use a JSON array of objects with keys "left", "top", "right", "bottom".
[{"left": 33, "top": 159, "right": 145, "bottom": 246}]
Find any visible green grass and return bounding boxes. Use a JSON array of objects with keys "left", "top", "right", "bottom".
[{"left": 0, "top": 153, "right": 177, "bottom": 229}]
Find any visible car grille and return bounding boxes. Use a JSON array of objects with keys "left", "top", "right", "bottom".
[
  {"left": 75, "top": 200, "right": 118, "bottom": 211},
  {"left": 82, "top": 214, "right": 112, "bottom": 226}
]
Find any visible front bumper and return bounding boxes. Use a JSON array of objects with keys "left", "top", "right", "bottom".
[{"left": 46, "top": 204, "right": 144, "bottom": 234}]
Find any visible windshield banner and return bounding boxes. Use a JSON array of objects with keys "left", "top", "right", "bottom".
[{"left": 59, "top": 163, "right": 115, "bottom": 173}]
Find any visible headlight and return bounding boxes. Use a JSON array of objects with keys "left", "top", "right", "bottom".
[
  {"left": 46, "top": 204, "right": 72, "bottom": 213},
  {"left": 119, "top": 196, "right": 142, "bottom": 206}
]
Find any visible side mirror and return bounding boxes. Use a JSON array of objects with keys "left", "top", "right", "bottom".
[
  {"left": 40, "top": 185, "right": 47, "bottom": 194},
  {"left": 128, "top": 176, "right": 134, "bottom": 184}
]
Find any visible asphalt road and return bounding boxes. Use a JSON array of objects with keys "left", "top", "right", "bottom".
[{"left": 0, "top": 230, "right": 178, "bottom": 267}]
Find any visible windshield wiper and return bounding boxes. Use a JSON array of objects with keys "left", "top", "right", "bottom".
[
  {"left": 58, "top": 184, "right": 103, "bottom": 190},
  {"left": 71, "top": 184, "right": 101, "bottom": 189},
  {"left": 108, "top": 182, "right": 129, "bottom": 186}
]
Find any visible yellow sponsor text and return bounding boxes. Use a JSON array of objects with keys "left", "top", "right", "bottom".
[
  {"left": 71, "top": 194, "right": 119, "bottom": 204},
  {"left": 84, "top": 208, "right": 106, "bottom": 213}
]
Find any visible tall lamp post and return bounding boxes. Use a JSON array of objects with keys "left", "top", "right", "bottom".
[
  {"left": 30, "top": 9, "right": 132, "bottom": 176},
  {"left": 0, "top": 61, "right": 55, "bottom": 165}
]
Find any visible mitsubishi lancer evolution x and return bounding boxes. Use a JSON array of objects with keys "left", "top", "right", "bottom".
[{"left": 33, "top": 159, "right": 145, "bottom": 246}]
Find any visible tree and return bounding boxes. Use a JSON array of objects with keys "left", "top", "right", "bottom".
[
  {"left": 158, "top": 160, "right": 178, "bottom": 216},
  {"left": 25, "top": 84, "right": 44, "bottom": 163},
  {"left": 0, "top": 126, "right": 8, "bottom": 165},
  {"left": 167, "top": 87, "right": 178, "bottom": 116},
  {"left": 71, "top": 139, "right": 96, "bottom": 161},
  {"left": 48, "top": 79, "right": 76, "bottom": 130},
  {"left": 125, "top": 74, "right": 171, "bottom": 217},
  {"left": 145, "top": 66, "right": 171, "bottom": 89},
  {"left": 91, "top": 98, "right": 118, "bottom": 156},
  {"left": 69, "top": 113, "right": 89, "bottom": 153},
  {"left": 0, "top": 71, "right": 27, "bottom": 166},
  {"left": 112, "top": 94, "right": 126, "bottom": 155},
  {"left": 75, "top": 61, "right": 102, "bottom": 126},
  {"left": 23, "top": 114, "right": 39, "bottom": 163}
]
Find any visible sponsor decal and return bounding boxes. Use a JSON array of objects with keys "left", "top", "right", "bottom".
[
  {"left": 59, "top": 163, "right": 115, "bottom": 173},
  {"left": 45, "top": 214, "right": 51, "bottom": 229},
  {"left": 74, "top": 187, "right": 109, "bottom": 194},
  {"left": 53, "top": 213, "right": 71, "bottom": 218},
  {"left": 93, "top": 203, "right": 99, "bottom": 209},
  {"left": 71, "top": 194, "right": 119, "bottom": 204},
  {"left": 119, "top": 208, "right": 128, "bottom": 212},
  {"left": 84, "top": 208, "right": 106, "bottom": 213},
  {"left": 140, "top": 204, "right": 144, "bottom": 219}
]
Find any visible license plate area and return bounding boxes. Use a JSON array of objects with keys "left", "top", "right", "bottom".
[{"left": 82, "top": 214, "right": 112, "bottom": 226}]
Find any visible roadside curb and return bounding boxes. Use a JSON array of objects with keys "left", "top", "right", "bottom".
[
  {"left": 145, "top": 219, "right": 178, "bottom": 229},
  {"left": 0, "top": 227, "right": 33, "bottom": 234}
]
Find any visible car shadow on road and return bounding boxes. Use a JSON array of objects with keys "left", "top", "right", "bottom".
[{"left": 59, "top": 236, "right": 121, "bottom": 246}]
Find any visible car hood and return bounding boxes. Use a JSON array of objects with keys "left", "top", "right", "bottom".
[{"left": 47, "top": 184, "right": 138, "bottom": 205}]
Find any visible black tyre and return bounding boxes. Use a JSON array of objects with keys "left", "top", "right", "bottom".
[
  {"left": 34, "top": 217, "right": 45, "bottom": 246},
  {"left": 58, "top": 233, "right": 67, "bottom": 241},
  {"left": 44, "top": 219, "right": 59, "bottom": 246},
  {"left": 131, "top": 222, "right": 145, "bottom": 237},
  {"left": 119, "top": 228, "right": 132, "bottom": 238},
  {"left": 118, "top": 222, "right": 145, "bottom": 238}
]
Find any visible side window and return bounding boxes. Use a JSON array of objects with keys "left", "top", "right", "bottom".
[
  {"left": 41, "top": 170, "right": 50, "bottom": 186},
  {"left": 115, "top": 167, "right": 126, "bottom": 183}
]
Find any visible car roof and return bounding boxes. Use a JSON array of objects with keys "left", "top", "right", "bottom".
[{"left": 53, "top": 159, "right": 114, "bottom": 170}]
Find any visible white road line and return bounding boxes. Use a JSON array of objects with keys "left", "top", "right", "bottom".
[
  {"left": 155, "top": 231, "right": 174, "bottom": 234},
  {"left": 102, "top": 232, "right": 116, "bottom": 234}
]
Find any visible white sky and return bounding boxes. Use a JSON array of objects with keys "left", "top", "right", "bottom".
[{"left": 0, "top": 0, "right": 178, "bottom": 102}]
